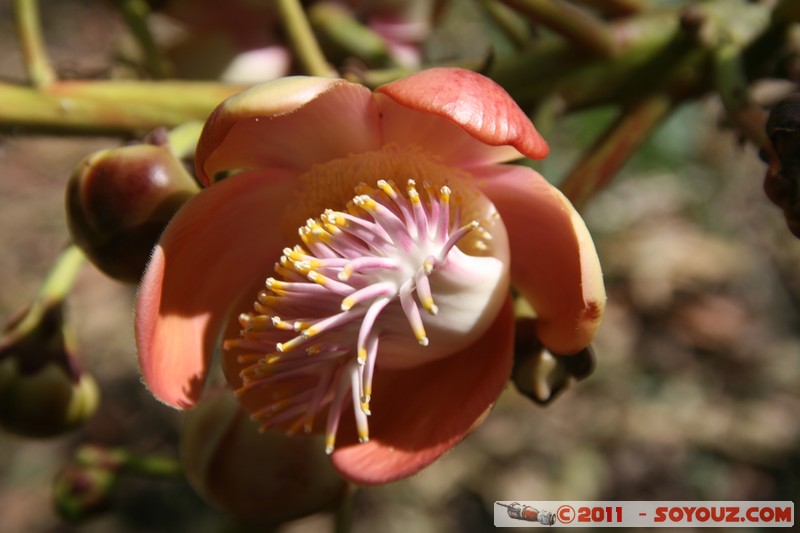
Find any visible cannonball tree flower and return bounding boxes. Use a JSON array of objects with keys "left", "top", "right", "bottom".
[{"left": 135, "top": 68, "right": 605, "bottom": 485}]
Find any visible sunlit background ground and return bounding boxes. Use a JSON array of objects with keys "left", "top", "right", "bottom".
[{"left": 1, "top": 1, "right": 798, "bottom": 532}]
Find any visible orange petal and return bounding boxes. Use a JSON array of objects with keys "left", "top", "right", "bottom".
[
  {"left": 331, "top": 295, "right": 514, "bottom": 485},
  {"left": 135, "top": 170, "right": 298, "bottom": 409},
  {"left": 195, "top": 77, "right": 382, "bottom": 185},
  {"left": 474, "top": 164, "right": 605, "bottom": 354},
  {"left": 375, "top": 67, "right": 549, "bottom": 167}
]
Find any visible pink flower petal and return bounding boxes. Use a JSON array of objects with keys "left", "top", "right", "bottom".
[
  {"left": 195, "top": 77, "right": 382, "bottom": 185},
  {"left": 375, "top": 68, "right": 549, "bottom": 167},
  {"left": 474, "top": 164, "right": 605, "bottom": 354},
  {"left": 136, "top": 169, "right": 299, "bottom": 408},
  {"left": 331, "top": 295, "right": 514, "bottom": 485}
]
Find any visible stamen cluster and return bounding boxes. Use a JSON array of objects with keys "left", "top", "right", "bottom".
[{"left": 225, "top": 179, "right": 486, "bottom": 453}]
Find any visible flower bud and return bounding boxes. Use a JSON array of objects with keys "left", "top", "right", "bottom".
[
  {"left": 764, "top": 93, "right": 800, "bottom": 238},
  {"left": 66, "top": 144, "right": 199, "bottom": 283},
  {"left": 0, "top": 303, "right": 99, "bottom": 438},
  {"left": 180, "top": 391, "right": 347, "bottom": 525},
  {"left": 53, "top": 463, "right": 117, "bottom": 522},
  {"left": 511, "top": 318, "right": 595, "bottom": 405}
]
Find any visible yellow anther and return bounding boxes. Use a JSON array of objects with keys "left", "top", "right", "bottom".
[
  {"left": 338, "top": 265, "right": 354, "bottom": 282},
  {"left": 302, "top": 326, "right": 320, "bottom": 338},
  {"left": 420, "top": 296, "right": 439, "bottom": 316},
  {"left": 357, "top": 347, "right": 367, "bottom": 364},
  {"left": 412, "top": 322, "right": 429, "bottom": 346},
  {"left": 325, "top": 434, "right": 335, "bottom": 455},
  {"left": 276, "top": 336, "right": 305, "bottom": 353},
  {"left": 354, "top": 182, "right": 375, "bottom": 196},
  {"left": 360, "top": 401, "right": 371, "bottom": 416},
  {"left": 341, "top": 295, "right": 355, "bottom": 311},
  {"left": 265, "top": 277, "right": 288, "bottom": 291},
  {"left": 377, "top": 179, "right": 398, "bottom": 199},
  {"left": 271, "top": 316, "right": 295, "bottom": 330},
  {"left": 331, "top": 212, "right": 347, "bottom": 226},
  {"left": 354, "top": 195, "right": 378, "bottom": 211}
]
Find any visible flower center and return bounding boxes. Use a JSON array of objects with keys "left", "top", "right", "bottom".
[{"left": 225, "top": 173, "right": 509, "bottom": 454}]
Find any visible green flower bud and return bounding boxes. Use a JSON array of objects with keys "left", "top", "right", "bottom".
[
  {"left": 66, "top": 144, "right": 199, "bottom": 283},
  {"left": 181, "top": 391, "right": 347, "bottom": 526},
  {"left": 0, "top": 303, "right": 100, "bottom": 438},
  {"left": 53, "top": 462, "right": 117, "bottom": 522},
  {"left": 511, "top": 318, "right": 595, "bottom": 405}
]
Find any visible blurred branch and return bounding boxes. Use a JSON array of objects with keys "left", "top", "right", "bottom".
[
  {"left": 309, "top": 2, "right": 396, "bottom": 68},
  {"left": 276, "top": 0, "right": 337, "bottom": 77},
  {"left": 13, "top": 0, "right": 56, "bottom": 87},
  {"left": 714, "top": 42, "right": 770, "bottom": 151},
  {"left": 477, "top": 0, "right": 531, "bottom": 51},
  {"left": 571, "top": 0, "right": 645, "bottom": 17},
  {"left": 115, "top": 0, "right": 170, "bottom": 79},
  {"left": 0, "top": 80, "right": 244, "bottom": 135},
  {"left": 354, "top": 0, "right": 778, "bottom": 115},
  {"left": 1, "top": 0, "right": 790, "bottom": 140},
  {"left": 498, "top": 0, "right": 617, "bottom": 58},
  {"left": 165, "top": 120, "right": 205, "bottom": 159},
  {"left": 559, "top": 93, "right": 675, "bottom": 210}
]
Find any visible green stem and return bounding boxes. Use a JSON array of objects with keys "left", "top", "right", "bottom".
[
  {"left": 309, "top": 2, "right": 396, "bottom": 68},
  {"left": 0, "top": 80, "right": 244, "bottom": 134},
  {"left": 559, "top": 93, "right": 675, "bottom": 210},
  {"left": 75, "top": 445, "right": 183, "bottom": 478},
  {"left": 10, "top": 245, "right": 85, "bottom": 336},
  {"left": 498, "top": 0, "right": 616, "bottom": 58},
  {"left": 276, "top": 0, "right": 337, "bottom": 77},
  {"left": 477, "top": 0, "right": 531, "bottom": 51},
  {"left": 166, "top": 120, "right": 205, "bottom": 159},
  {"left": 38, "top": 245, "right": 85, "bottom": 304},
  {"left": 124, "top": 453, "right": 183, "bottom": 478},
  {"left": 13, "top": 0, "right": 56, "bottom": 87},
  {"left": 115, "top": 0, "right": 169, "bottom": 79}
]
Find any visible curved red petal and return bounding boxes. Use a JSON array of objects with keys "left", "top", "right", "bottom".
[
  {"left": 474, "top": 164, "right": 605, "bottom": 354},
  {"left": 375, "top": 67, "right": 549, "bottom": 167},
  {"left": 196, "top": 77, "right": 382, "bottom": 185},
  {"left": 135, "top": 169, "right": 298, "bottom": 408},
  {"left": 331, "top": 295, "right": 514, "bottom": 485}
]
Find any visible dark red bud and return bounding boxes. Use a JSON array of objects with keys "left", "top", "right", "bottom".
[
  {"left": 764, "top": 94, "right": 800, "bottom": 238},
  {"left": 66, "top": 144, "right": 199, "bottom": 283}
]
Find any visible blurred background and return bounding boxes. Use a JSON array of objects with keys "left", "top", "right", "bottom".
[{"left": 0, "top": 0, "right": 798, "bottom": 531}]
